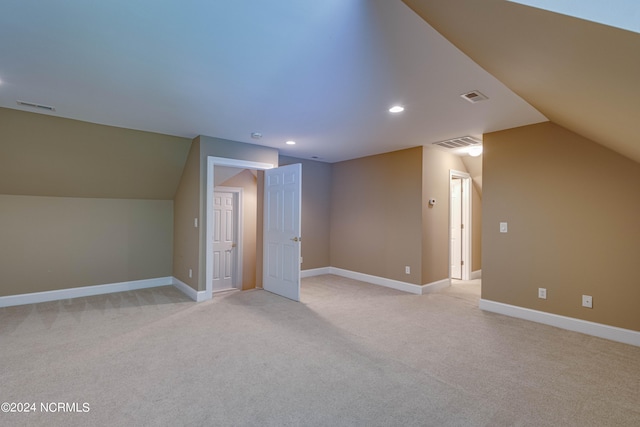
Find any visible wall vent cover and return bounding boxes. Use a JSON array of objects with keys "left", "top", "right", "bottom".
[
  {"left": 17, "top": 100, "right": 55, "bottom": 111},
  {"left": 460, "top": 90, "right": 488, "bottom": 103},
  {"left": 432, "top": 136, "right": 481, "bottom": 150}
]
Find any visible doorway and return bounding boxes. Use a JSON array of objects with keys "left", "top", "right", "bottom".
[
  {"left": 449, "top": 170, "right": 471, "bottom": 280},
  {"left": 206, "top": 157, "right": 274, "bottom": 300},
  {"left": 205, "top": 157, "right": 302, "bottom": 302}
]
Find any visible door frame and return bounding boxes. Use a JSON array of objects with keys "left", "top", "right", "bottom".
[
  {"left": 449, "top": 169, "right": 472, "bottom": 281},
  {"left": 213, "top": 186, "right": 243, "bottom": 291},
  {"left": 206, "top": 156, "right": 274, "bottom": 300}
]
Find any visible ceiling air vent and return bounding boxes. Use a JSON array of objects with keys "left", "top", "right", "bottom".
[
  {"left": 432, "top": 136, "right": 481, "bottom": 150},
  {"left": 17, "top": 100, "right": 56, "bottom": 111},
  {"left": 460, "top": 90, "right": 488, "bottom": 103}
]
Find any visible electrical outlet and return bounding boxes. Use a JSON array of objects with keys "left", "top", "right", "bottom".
[
  {"left": 189, "top": 269, "right": 193, "bottom": 278},
  {"left": 538, "top": 288, "right": 547, "bottom": 299},
  {"left": 194, "top": 218, "right": 198, "bottom": 228},
  {"left": 405, "top": 266, "right": 411, "bottom": 274},
  {"left": 582, "top": 295, "right": 593, "bottom": 308}
]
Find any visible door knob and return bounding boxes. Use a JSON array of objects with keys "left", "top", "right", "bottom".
[{"left": 291, "top": 236, "right": 301, "bottom": 242}]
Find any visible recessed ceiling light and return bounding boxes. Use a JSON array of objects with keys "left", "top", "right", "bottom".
[
  {"left": 389, "top": 105, "right": 404, "bottom": 113},
  {"left": 286, "top": 140, "right": 296, "bottom": 145}
]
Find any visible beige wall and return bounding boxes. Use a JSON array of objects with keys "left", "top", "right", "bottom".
[
  {"left": 421, "top": 149, "right": 473, "bottom": 283},
  {"left": 0, "top": 107, "right": 486, "bottom": 299},
  {"left": 219, "top": 170, "right": 258, "bottom": 290},
  {"left": 173, "top": 139, "right": 201, "bottom": 288},
  {"left": 279, "top": 156, "right": 332, "bottom": 270},
  {"left": 471, "top": 184, "right": 482, "bottom": 272},
  {"left": 331, "top": 147, "right": 423, "bottom": 284},
  {"left": 0, "top": 107, "right": 190, "bottom": 199},
  {"left": 483, "top": 122, "right": 640, "bottom": 331},
  {"left": 0, "top": 195, "right": 173, "bottom": 297},
  {"left": 0, "top": 109, "right": 185, "bottom": 298}
]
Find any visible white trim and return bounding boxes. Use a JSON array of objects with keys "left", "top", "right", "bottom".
[
  {"left": 301, "top": 267, "right": 332, "bottom": 278},
  {"left": 304, "top": 267, "right": 452, "bottom": 295},
  {"left": 206, "top": 156, "right": 275, "bottom": 302},
  {"left": 214, "top": 186, "right": 244, "bottom": 291},
  {"left": 0, "top": 277, "right": 173, "bottom": 308},
  {"left": 329, "top": 267, "right": 423, "bottom": 295},
  {"left": 479, "top": 299, "right": 640, "bottom": 347},
  {"left": 172, "top": 277, "right": 207, "bottom": 302},
  {"left": 471, "top": 269, "right": 482, "bottom": 280},
  {"left": 449, "top": 170, "right": 472, "bottom": 281},
  {"left": 421, "top": 278, "right": 451, "bottom": 294}
]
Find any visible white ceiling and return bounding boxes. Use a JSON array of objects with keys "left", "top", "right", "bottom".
[{"left": 0, "top": 0, "right": 546, "bottom": 163}]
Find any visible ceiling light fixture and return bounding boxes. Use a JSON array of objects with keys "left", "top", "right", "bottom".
[
  {"left": 468, "top": 146, "right": 483, "bottom": 157},
  {"left": 389, "top": 105, "right": 404, "bottom": 113},
  {"left": 251, "top": 132, "right": 262, "bottom": 139},
  {"left": 285, "top": 140, "right": 296, "bottom": 145}
]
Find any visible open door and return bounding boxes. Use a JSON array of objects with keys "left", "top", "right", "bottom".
[
  {"left": 450, "top": 178, "right": 462, "bottom": 279},
  {"left": 449, "top": 170, "right": 472, "bottom": 281},
  {"left": 263, "top": 163, "right": 302, "bottom": 301}
]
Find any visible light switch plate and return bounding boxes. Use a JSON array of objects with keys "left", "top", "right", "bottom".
[{"left": 500, "top": 222, "right": 508, "bottom": 233}]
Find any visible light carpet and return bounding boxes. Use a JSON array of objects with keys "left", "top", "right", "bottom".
[{"left": 1, "top": 275, "right": 639, "bottom": 426}]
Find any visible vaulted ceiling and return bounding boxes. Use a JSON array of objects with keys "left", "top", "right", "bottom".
[
  {"left": 0, "top": 0, "right": 546, "bottom": 164},
  {"left": 404, "top": 0, "right": 640, "bottom": 164}
]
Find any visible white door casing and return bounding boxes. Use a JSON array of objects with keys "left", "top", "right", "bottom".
[
  {"left": 263, "top": 163, "right": 302, "bottom": 301},
  {"left": 449, "top": 170, "right": 472, "bottom": 281},
  {"left": 450, "top": 178, "right": 462, "bottom": 280},
  {"left": 212, "top": 191, "right": 235, "bottom": 292}
]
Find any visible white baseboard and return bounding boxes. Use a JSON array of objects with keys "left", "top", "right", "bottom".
[
  {"left": 329, "top": 267, "right": 423, "bottom": 295},
  {"left": 303, "top": 267, "right": 452, "bottom": 296},
  {"left": 0, "top": 277, "right": 173, "bottom": 308},
  {"left": 172, "top": 277, "right": 208, "bottom": 302},
  {"left": 421, "top": 278, "right": 451, "bottom": 294},
  {"left": 471, "top": 269, "right": 482, "bottom": 280},
  {"left": 480, "top": 299, "right": 640, "bottom": 347},
  {"left": 301, "top": 267, "right": 332, "bottom": 278}
]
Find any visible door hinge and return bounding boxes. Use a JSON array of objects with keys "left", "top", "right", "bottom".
[
  {"left": 461, "top": 260, "right": 464, "bottom": 265},
  {"left": 461, "top": 223, "right": 464, "bottom": 229}
]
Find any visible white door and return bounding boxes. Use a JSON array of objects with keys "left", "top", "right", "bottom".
[
  {"left": 450, "top": 178, "right": 462, "bottom": 279},
  {"left": 263, "top": 163, "right": 302, "bottom": 301},
  {"left": 212, "top": 191, "right": 235, "bottom": 292}
]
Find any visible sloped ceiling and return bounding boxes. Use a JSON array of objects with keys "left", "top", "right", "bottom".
[
  {"left": 0, "top": 108, "right": 190, "bottom": 199},
  {"left": 0, "top": 0, "right": 545, "bottom": 164},
  {"left": 403, "top": 0, "right": 640, "bottom": 164}
]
